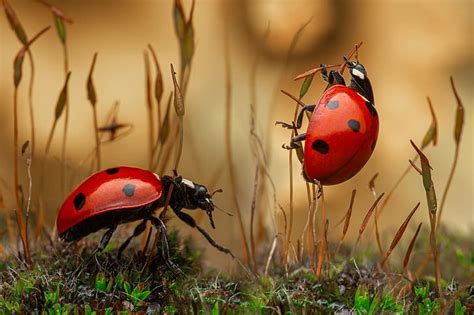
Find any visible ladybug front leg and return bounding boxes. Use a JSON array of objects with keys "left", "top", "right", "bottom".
[
  {"left": 321, "top": 66, "right": 346, "bottom": 89},
  {"left": 117, "top": 219, "right": 148, "bottom": 258},
  {"left": 93, "top": 225, "right": 117, "bottom": 255},
  {"left": 149, "top": 216, "right": 183, "bottom": 273},
  {"left": 276, "top": 104, "right": 316, "bottom": 130},
  {"left": 282, "top": 133, "right": 306, "bottom": 150},
  {"left": 74, "top": 225, "right": 117, "bottom": 274},
  {"left": 175, "top": 211, "right": 235, "bottom": 258}
]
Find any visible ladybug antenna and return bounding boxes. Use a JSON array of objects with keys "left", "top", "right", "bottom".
[
  {"left": 210, "top": 188, "right": 223, "bottom": 197},
  {"left": 214, "top": 204, "right": 233, "bottom": 217}
]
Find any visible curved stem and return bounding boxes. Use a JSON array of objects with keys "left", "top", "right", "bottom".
[
  {"left": 13, "top": 87, "right": 31, "bottom": 264},
  {"left": 60, "top": 43, "right": 69, "bottom": 195},
  {"left": 26, "top": 50, "right": 36, "bottom": 157}
]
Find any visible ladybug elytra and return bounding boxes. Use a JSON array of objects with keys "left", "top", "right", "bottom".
[
  {"left": 56, "top": 166, "right": 233, "bottom": 258},
  {"left": 277, "top": 60, "right": 379, "bottom": 185}
]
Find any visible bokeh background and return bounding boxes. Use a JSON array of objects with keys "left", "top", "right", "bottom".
[{"left": 1, "top": 0, "right": 472, "bottom": 267}]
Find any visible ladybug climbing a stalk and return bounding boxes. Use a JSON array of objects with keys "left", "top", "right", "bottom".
[
  {"left": 56, "top": 166, "right": 234, "bottom": 262},
  {"left": 276, "top": 57, "right": 379, "bottom": 185}
]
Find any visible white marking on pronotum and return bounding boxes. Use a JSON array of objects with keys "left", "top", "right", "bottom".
[
  {"left": 352, "top": 68, "right": 365, "bottom": 80},
  {"left": 181, "top": 178, "right": 195, "bottom": 189}
]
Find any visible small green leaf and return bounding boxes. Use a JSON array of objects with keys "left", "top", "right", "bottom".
[
  {"left": 411, "top": 140, "right": 437, "bottom": 214},
  {"left": 159, "top": 94, "right": 172, "bottom": 144},
  {"left": 54, "top": 15, "right": 66, "bottom": 44},
  {"left": 55, "top": 72, "right": 72, "bottom": 120},
  {"left": 173, "top": 0, "right": 186, "bottom": 40},
  {"left": 123, "top": 281, "right": 132, "bottom": 295},
  {"left": 105, "top": 307, "right": 113, "bottom": 315},
  {"left": 2, "top": 0, "right": 28, "bottom": 45},
  {"left": 451, "top": 77, "right": 464, "bottom": 145},
  {"left": 421, "top": 97, "right": 438, "bottom": 150},
  {"left": 13, "top": 49, "right": 26, "bottom": 87},
  {"left": 455, "top": 299, "right": 466, "bottom": 315},
  {"left": 87, "top": 53, "right": 98, "bottom": 107},
  {"left": 212, "top": 301, "right": 220, "bottom": 315},
  {"left": 148, "top": 44, "right": 163, "bottom": 105},
  {"left": 95, "top": 272, "right": 107, "bottom": 292},
  {"left": 171, "top": 64, "right": 185, "bottom": 116},
  {"left": 299, "top": 74, "right": 314, "bottom": 99},
  {"left": 181, "top": 25, "right": 195, "bottom": 67}
]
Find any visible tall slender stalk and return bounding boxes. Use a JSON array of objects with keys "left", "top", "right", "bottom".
[
  {"left": 13, "top": 87, "right": 30, "bottom": 264},
  {"left": 436, "top": 77, "right": 464, "bottom": 230},
  {"left": 60, "top": 42, "right": 70, "bottom": 195},
  {"left": 11, "top": 25, "right": 50, "bottom": 265},
  {"left": 87, "top": 52, "right": 101, "bottom": 170},
  {"left": 224, "top": 33, "right": 250, "bottom": 265},
  {"left": 144, "top": 51, "right": 154, "bottom": 169}
]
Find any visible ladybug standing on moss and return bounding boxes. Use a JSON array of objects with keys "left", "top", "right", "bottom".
[
  {"left": 56, "top": 166, "right": 233, "bottom": 259},
  {"left": 277, "top": 59, "right": 379, "bottom": 185}
]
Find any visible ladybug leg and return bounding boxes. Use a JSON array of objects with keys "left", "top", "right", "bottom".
[
  {"left": 276, "top": 104, "right": 316, "bottom": 130},
  {"left": 74, "top": 225, "right": 117, "bottom": 274},
  {"left": 282, "top": 133, "right": 306, "bottom": 150},
  {"left": 175, "top": 211, "right": 235, "bottom": 258},
  {"left": 149, "top": 216, "right": 183, "bottom": 273},
  {"left": 321, "top": 65, "right": 346, "bottom": 87},
  {"left": 94, "top": 225, "right": 117, "bottom": 255},
  {"left": 117, "top": 219, "right": 148, "bottom": 258}
]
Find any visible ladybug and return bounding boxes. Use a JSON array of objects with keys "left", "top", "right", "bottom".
[
  {"left": 56, "top": 166, "right": 233, "bottom": 258},
  {"left": 276, "top": 60, "right": 379, "bottom": 185}
]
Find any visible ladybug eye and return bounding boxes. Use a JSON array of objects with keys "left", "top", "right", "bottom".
[{"left": 196, "top": 186, "right": 207, "bottom": 197}]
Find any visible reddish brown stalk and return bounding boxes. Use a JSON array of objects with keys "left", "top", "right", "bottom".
[
  {"left": 316, "top": 218, "right": 329, "bottom": 277},
  {"left": 280, "top": 90, "right": 306, "bottom": 108},
  {"left": 381, "top": 202, "right": 420, "bottom": 267},
  {"left": 335, "top": 189, "right": 356, "bottom": 256},
  {"left": 13, "top": 88, "right": 30, "bottom": 264},
  {"left": 264, "top": 235, "right": 278, "bottom": 280},
  {"left": 403, "top": 222, "right": 423, "bottom": 274},
  {"left": 147, "top": 44, "right": 163, "bottom": 134},
  {"left": 294, "top": 42, "right": 363, "bottom": 80},
  {"left": 316, "top": 188, "right": 327, "bottom": 277},
  {"left": 368, "top": 173, "right": 384, "bottom": 258},
  {"left": 11, "top": 26, "right": 50, "bottom": 264},
  {"left": 144, "top": 51, "right": 154, "bottom": 169},
  {"left": 224, "top": 33, "right": 250, "bottom": 264},
  {"left": 249, "top": 166, "right": 259, "bottom": 274},
  {"left": 60, "top": 43, "right": 70, "bottom": 196},
  {"left": 86, "top": 52, "right": 101, "bottom": 170},
  {"left": 171, "top": 64, "right": 185, "bottom": 172},
  {"left": 437, "top": 77, "right": 464, "bottom": 230},
  {"left": 352, "top": 193, "right": 385, "bottom": 255},
  {"left": 410, "top": 140, "right": 443, "bottom": 306}
]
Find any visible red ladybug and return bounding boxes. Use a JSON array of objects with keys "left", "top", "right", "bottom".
[
  {"left": 277, "top": 60, "right": 379, "bottom": 185},
  {"left": 56, "top": 166, "right": 233, "bottom": 258}
]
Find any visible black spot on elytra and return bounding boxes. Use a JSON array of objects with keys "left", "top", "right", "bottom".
[
  {"left": 73, "top": 193, "right": 86, "bottom": 210},
  {"left": 348, "top": 119, "right": 361, "bottom": 132},
  {"left": 122, "top": 183, "right": 136, "bottom": 197},
  {"left": 312, "top": 139, "right": 330, "bottom": 154},
  {"left": 327, "top": 100, "right": 339, "bottom": 110},
  {"left": 371, "top": 140, "right": 377, "bottom": 151},
  {"left": 365, "top": 101, "right": 377, "bottom": 117},
  {"left": 106, "top": 167, "right": 119, "bottom": 175}
]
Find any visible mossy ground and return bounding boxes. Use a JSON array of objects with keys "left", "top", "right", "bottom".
[{"left": 0, "top": 228, "right": 472, "bottom": 314}]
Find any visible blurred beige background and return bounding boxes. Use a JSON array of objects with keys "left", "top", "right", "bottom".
[{"left": 1, "top": 0, "right": 472, "bottom": 266}]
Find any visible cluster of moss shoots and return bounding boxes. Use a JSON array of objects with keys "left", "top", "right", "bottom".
[{"left": 0, "top": 0, "right": 472, "bottom": 313}]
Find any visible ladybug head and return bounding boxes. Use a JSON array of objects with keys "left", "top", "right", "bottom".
[
  {"left": 346, "top": 60, "right": 368, "bottom": 82},
  {"left": 346, "top": 60, "right": 374, "bottom": 104},
  {"left": 176, "top": 177, "right": 218, "bottom": 228}
]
